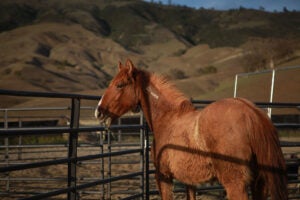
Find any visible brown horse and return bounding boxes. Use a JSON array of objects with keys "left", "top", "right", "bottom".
[{"left": 95, "top": 59, "right": 287, "bottom": 200}]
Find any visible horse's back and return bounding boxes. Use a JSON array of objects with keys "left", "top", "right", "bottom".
[{"left": 200, "top": 97, "right": 260, "bottom": 142}]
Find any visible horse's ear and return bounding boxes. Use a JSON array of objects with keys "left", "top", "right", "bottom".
[
  {"left": 118, "top": 61, "right": 123, "bottom": 71},
  {"left": 125, "top": 59, "right": 136, "bottom": 76}
]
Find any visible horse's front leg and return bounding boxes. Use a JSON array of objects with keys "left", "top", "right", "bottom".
[
  {"left": 155, "top": 173, "right": 173, "bottom": 200},
  {"left": 186, "top": 185, "right": 196, "bottom": 200}
]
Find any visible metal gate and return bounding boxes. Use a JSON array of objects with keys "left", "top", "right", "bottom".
[{"left": 0, "top": 89, "right": 300, "bottom": 199}]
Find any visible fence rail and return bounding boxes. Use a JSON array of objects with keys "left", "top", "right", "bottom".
[{"left": 0, "top": 89, "right": 299, "bottom": 200}]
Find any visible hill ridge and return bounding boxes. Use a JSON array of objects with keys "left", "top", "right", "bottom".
[{"left": 0, "top": 0, "right": 299, "bottom": 107}]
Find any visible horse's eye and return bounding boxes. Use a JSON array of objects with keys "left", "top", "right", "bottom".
[{"left": 116, "top": 82, "right": 126, "bottom": 89}]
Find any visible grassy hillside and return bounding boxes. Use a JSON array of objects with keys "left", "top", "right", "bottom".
[{"left": 0, "top": 0, "right": 299, "bottom": 107}]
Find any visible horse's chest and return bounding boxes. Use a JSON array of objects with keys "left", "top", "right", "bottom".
[
  {"left": 152, "top": 113, "right": 214, "bottom": 184},
  {"left": 169, "top": 146, "right": 214, "bottom": 184},
  {"left": 153, "top": 141, "right": 214, "bottom": 185}
]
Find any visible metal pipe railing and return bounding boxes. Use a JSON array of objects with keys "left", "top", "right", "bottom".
[{"left": 0, "top": 89, "right": 299, "bottom": 200}]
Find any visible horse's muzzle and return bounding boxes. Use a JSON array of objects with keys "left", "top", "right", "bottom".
[{"left": 95, "top": 106, "right": 112, "bottom": 127}]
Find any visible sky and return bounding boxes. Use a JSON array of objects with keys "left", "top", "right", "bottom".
[{"left": 144, "top": 0, "right": 300, "bottom": 12}]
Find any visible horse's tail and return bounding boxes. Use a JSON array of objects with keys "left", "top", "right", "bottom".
[{"left": 238, "top": 98, "right": 288, "bottom": 200}]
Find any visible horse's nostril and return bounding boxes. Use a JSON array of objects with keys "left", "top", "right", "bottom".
[{"left": 95, "top": 106, "right": 107, "bottom": 120}]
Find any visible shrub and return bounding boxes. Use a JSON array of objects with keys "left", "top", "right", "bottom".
[
  {"left": 173, "top": 49, "right": 187, "bottom": 56},
  {"left": 55, "top": 60, "right": 76, "bottom": 70},
  {"left": 197, "top": 66, "right": 217, "bottom": 75},
  {"left": 169, "top": 68, "right": 187, "bottom": 79},
  {"left": 3, "top": 68, "right": 12, "bottom": 75}
]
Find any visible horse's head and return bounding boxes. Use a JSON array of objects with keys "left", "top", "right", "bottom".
[{"left": 95, "top": 59, "right": 140, "bottom": 127}]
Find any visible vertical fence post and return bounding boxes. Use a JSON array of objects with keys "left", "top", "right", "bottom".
[
  {"left": 18, "top": 119, "right": 22, "bottom": 160},
  {"left": 99, "top": 131, "right": 105, "bottom": 200},
  {"left": 107, "top": 129, "right": 112, "bottom": 200},
  {"left": 233, "top": 74, "right": 238, "bottom": 98},
  {"left": 4, "top": 109, "right": 10, "bottom": 192},
  {"left": 144, "top": 123, "right": 150, "bottom": 200},
  {"left": 118, "top": 118, "right": 122, "bottom": 142},
  {"left": 139, "top": 112, "right": 145, "bottom": 200},
  {"left": 68, "top": 98, "right": 80, "bottom": 200},
  {"left": 268, "top": 69, "right": 276, "bottom": 118}
]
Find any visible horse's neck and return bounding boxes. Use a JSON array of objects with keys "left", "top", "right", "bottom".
[
  {"left": 138, "top": 72, "right": 194, "bottom": 131},
  {"left": 139, "top": 81, "right": 164, "bottom": 131}
]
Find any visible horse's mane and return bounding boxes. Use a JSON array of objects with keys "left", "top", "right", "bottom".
[{"left": 147, "top": 72, "right": 195, "bottom": 112}]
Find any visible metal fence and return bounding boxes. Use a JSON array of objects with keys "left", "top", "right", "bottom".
[
  {"left": 233, "top": 65, "right": 300, "bottom": 117},
  {"left": 0, "top": 89, "right": 300, "bottom": 200},
  {"left": 0, "top": 89, "right": 149, "bottom": 200}
]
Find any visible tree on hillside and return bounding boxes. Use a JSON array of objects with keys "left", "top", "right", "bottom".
[{"left": 242, "top": 38, "right": 296, "bottom": 72}]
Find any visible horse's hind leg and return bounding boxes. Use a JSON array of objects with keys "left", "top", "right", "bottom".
[
  {"left": 186, "top": 185, "right": 196, "bottom": 200},
  {"left": 155, "top": 173, "right": 173, "bottom": 200}
]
